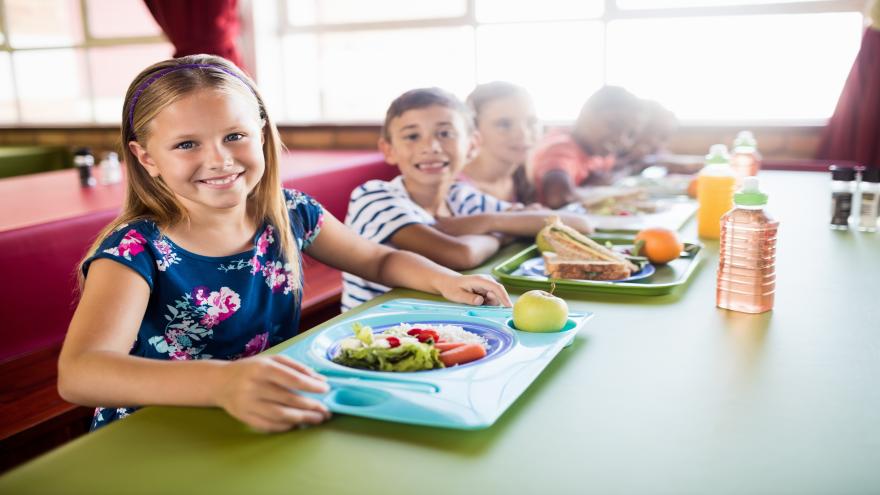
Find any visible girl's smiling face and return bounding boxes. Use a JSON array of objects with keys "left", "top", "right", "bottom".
[
  {"left": 475, "top": 94, "right": 539, "bottom": 166},
  {"left": 129, "top": 88, "right": 265, "bottom": 215}
]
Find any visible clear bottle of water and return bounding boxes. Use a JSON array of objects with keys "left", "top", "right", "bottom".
[
  {"left": 717, "top": 176, "right": 778, "bottom": 314},
  {"left": 99, "top": 151, "right": 122, "bottom": 185}
]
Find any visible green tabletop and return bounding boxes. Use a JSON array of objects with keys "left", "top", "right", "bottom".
[
  {"left": 1, "top": 171, "right": 878, "bottom": 494},
  {"left": 0, "top": 146, "right": 72, "bottom": 179}
]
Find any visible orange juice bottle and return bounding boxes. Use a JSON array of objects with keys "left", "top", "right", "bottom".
[{"left": 697, "top": 144, "right": 736, "bottom": 239}]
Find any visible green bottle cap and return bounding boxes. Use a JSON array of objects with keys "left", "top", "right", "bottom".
[
  {"left": 733, "top": 130, "right": 757, "bottom": 151},
  {"left": 705, "top": 144, "right": 730, "bottom": 165},
  {"left": 734, "top": 176, "right": 768, "bottom": 206}
]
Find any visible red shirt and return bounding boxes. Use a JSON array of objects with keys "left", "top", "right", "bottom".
[{"left": 531, "top": 132, "right": 615, "bottom": 201}]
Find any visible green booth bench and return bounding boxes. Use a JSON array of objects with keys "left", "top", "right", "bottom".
[{"left": 0, "top": 146, "right": 72, "bottom": 179}]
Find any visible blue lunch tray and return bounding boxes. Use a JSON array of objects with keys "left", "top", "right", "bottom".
[{"left": 281, "top": 298, "right": 593, "bottom": 430}]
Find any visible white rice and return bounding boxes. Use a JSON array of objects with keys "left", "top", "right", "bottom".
[{"left": 383, "top": 323, "right": 487, "bottom": 347}]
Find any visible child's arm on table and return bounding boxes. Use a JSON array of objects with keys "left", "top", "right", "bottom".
[
  {"left": 432, "top": 210, "right": 593, "bottom": 237},
  {"left": 58, "top": 260, "right": 330, "bottom": 433},
  {"left": 305, "top": 214, "right": 511, "bottom": 306}
]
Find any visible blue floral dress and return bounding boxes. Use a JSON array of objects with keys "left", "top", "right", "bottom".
[{"left": 82, "top": 189, "right": 324, "bottom": 430}]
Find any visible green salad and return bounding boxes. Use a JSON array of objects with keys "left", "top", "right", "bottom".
[{"left": 332, "top": 323, "right": 444, "bottom": 372}]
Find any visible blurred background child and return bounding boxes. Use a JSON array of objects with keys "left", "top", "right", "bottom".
[
  {"left": 616, "top": 99, "right": 679, "bottom": 173},
  {"left": 342, "top": 87, "right": 592, "bottom": 310},
  {"left": 461, "top": 81, "right": 540, "bottom": 206},
  {"left": 531, "top": 85, "right": 642, "bottom": 208}
]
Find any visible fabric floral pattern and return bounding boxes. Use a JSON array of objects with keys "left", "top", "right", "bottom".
[
  {"left": 218, "top": 224, "right": 298, "bottom": 294},
  {"left": 103, "top": 229, "right": 146, "bottom": 261},
  {"left": 148, "top": 286, "right": 241, "bottom": 360},
  {"left": 82, "top": 188, "right": 323, "bottom": 431},
  {"left": 153, "top": 238, "right": 181, "bottom": 272}
]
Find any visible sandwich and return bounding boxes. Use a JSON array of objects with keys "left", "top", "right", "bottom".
[
  {"left": 538, "top": 216, "right": 639, "bottom": 280},
  {"left": 542, "top": 253, "right": 633, "bottom": 281}
]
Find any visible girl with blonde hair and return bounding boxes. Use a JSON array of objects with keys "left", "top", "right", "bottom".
[{"left": 59, "top": 55, "right": 510, "bottom": 432}]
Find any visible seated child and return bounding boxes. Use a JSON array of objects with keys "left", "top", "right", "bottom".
[
  {"left": 615, "top": 99, "right": 678, "bottom": 173},
  {"left": 342, "top": 87, "right": 592, "bottom": 310},
  {"left": 531, "top": 85, "right": 642, "bottom": 209},
  {"left": 460, "top": 81, "right": 540, "bottom": 205},
  {"left": 58, "top": 56, "right": 512, "bottom": 434}
]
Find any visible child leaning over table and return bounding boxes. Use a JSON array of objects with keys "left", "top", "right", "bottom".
[
  {"left": 532, "top": 85, "right": 642, "bottom": 209},
  {"left": 57, "top": 56, "right": 512, "bottom": 434},
  {"left": 342, "top": 87, "right": 592, "bottom": 311}
]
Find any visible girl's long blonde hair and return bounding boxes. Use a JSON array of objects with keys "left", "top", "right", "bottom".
[{"left": 78, "top": 55, "right": 300, "bottom": 293}]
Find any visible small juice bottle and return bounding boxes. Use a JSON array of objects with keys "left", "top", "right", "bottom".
[
  {"left": 730, "top": 130, "right": 762, "bottom": 181},
  {"left": 697, "top": 144, "right": 736, "bottom": 239},
  {"left": 717, "top": 177, "right": 778, "bottom": 314}
]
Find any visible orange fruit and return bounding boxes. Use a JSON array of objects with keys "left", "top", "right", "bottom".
[{"left": 635, "top": 228, "right": 684, "bottom": 264}]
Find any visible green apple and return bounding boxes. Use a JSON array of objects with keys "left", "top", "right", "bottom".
[{"left": 513, "top": 290, "right": 569, "bottom": 332}]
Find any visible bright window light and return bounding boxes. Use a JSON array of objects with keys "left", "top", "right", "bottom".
[
  {"left": 14, "top": 49, "right": 91, "bottom": 122},
  {"left": 283, "top": 27, "right": 475, "bottom": 122},
  {"left": 476, "top": 22, "right": 605, "bottom": 121},
  {"left": 0, "top": 53, "right": 16, "bottom": 123},
  {"left": 286, "top": 0, "right": 466, "bottom": 26},
  {"left": 618, "top": 0, "right": 833, "bottom": 8},
  {"left": 5, "top": 0, "right": 83, "bottom": 48},
  {"left": 606, "top": 12, "right": 863, "bottom": 122},
  {"left": 475, "top": 0, "right": 603, "bottom": 23}
]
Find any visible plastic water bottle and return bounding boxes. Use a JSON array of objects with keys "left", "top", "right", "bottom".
[
  {"left": 717, "top": 177, "right": 778, "bottom": 314},
  {"left": 99, "top": 152, "right": 122, "bottom": 185},
  {"left": 697, "top": 144, "right": 736, "bottom": 239},
  {"left": 730, "top": 130, "right": 761, "bottom": 181}
]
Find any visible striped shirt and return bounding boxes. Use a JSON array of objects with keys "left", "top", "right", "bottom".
[{"left": 342, "top": 175, "right": 510, "bottom": 311}]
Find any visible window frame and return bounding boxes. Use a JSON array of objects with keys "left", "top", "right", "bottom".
[{"left": 0, "top": 0, "right": 169, "bottom": 125}]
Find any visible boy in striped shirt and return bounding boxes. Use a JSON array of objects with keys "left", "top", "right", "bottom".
[{"left": 342, "top": 88, "right": 592, "bottom": 311}]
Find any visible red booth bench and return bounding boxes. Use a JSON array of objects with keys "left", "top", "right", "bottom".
[{"left": 0, "top": 150, "right": 396, "bottom": 471}]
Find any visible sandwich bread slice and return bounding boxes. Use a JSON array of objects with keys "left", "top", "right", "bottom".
[{"left": 542, "top": 252, "right": 633, "bottom": 281}]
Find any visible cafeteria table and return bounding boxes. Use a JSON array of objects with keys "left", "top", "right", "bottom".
[{"left": 0, "top": 170, "right": 877, "bottom": 494}]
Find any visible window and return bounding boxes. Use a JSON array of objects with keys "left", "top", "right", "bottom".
[
  {"left": 255, "top": 0, "right": 865, "bottom": 124},
  {"left": 0, "top": 0, "right": 173, "bottom": 124}
]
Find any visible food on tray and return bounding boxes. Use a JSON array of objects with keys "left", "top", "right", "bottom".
[
  {"left": 542, "top": 254, "right": 634, "bottom": 281},
  {"left": 332, "top": 322, "right": 488, "bottom": 372},
  {"left": 578, "top": 187, "right": 667, "bottom": 216},
  {"left": 512, "top": 290, "right": 569, "bottom": 333},
  {"left": 634, "top": 227, "right": 683, "bottom": 265},
  {"left": 537, "top": 216, "right": 639, "bottom": 281}
]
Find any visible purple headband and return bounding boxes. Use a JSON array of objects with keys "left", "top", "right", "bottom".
[{"left": 127, "top": 63, "right": 256, "bottom": 140}]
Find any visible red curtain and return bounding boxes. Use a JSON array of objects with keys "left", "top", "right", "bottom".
[
  {"left": 817, "top": 27, "right": 880, "bottom": 169},
  {"left": 144, "top": 0, "right": 244, "bottom": 70}
]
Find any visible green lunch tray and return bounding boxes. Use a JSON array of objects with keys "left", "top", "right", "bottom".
[{"left": 492, "top": 239, "right": 704, "bottom": 296}]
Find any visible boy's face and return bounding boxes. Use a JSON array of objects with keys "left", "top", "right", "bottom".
[{"left": 380, "top": 104, "right": 474, "bottom": 188}]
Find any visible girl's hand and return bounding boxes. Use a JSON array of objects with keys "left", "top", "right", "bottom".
[
  {"left": 436, "top": 274, "right": 512, "bottom": 307},
  {"left": 215, "top": 354, "right": 331, "bottom": 433}
]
